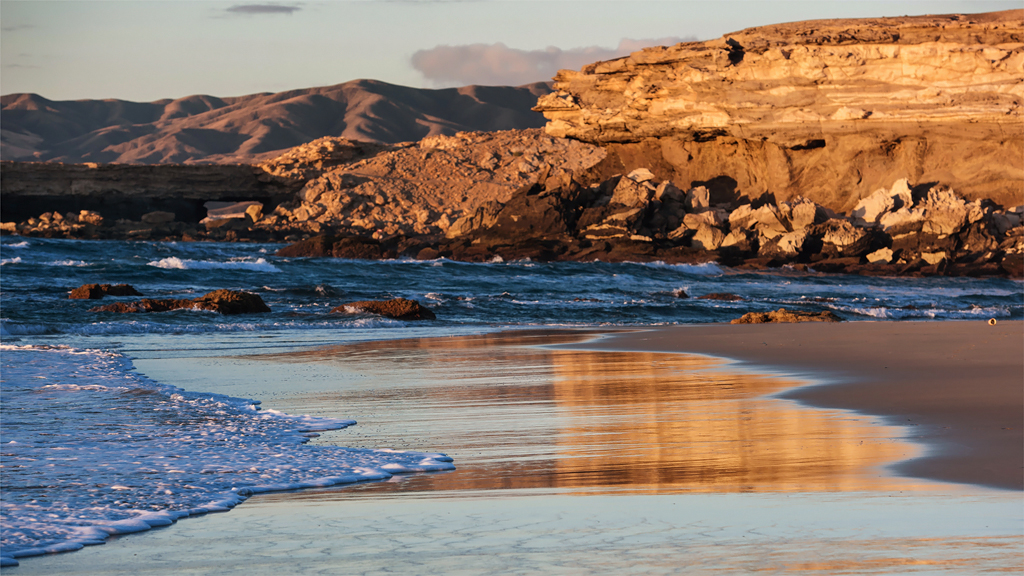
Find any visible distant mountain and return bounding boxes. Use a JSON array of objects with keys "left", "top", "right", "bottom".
[{"left": 0, "top": 79, "right": 552, "bottom": 165}]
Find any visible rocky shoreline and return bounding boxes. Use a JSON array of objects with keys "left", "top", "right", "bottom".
[{"left": 3, "top": 129, "right": 1021, "bottom": 278}]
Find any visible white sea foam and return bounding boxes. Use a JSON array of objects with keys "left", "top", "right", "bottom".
[
  {"left": 631, "top": 260, "right": 724, "bottom": 275},
  {"left": 46, "top": 259, "right": 90, "bottom": 267},
  {"left": 147, "top": 257, "right": 281, "bottom": 273},
  {"left": 4, "top": 241, "right": 30, "bottom": 248},
  {"left": 1, "top": 257, "right": 23, "bottom": 265},
  {"left": 0, "top": 345, "right": 454, "bottom": 566}
]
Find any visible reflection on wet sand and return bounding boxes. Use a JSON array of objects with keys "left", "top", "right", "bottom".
[{"left": 250, "top": 330, "right": 929, "bottom": 496}]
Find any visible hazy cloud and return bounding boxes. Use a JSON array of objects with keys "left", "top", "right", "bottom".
[
  {"left": 2, "top": 24, "right": 35, "bottom": 32},
  {"left": 225, "top": 4, "right": 300, "bottom": 16},
  {"left": 411, "top": 37, "right": 691, "bottom": 86}
]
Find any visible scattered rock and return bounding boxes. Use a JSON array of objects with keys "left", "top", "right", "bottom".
[
  {"left": 730, "top": 308, "right": 844, "bottom": 324},
  {"left": 69, "top": 283, "right": 143, "bottom": 299},
  {"left": 330, "top": 298, "right": 436, "bottom": 320}
]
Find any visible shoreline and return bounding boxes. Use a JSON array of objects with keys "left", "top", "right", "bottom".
[{"left": 569, "top": 320, "right": 1023, "bottom": 491}]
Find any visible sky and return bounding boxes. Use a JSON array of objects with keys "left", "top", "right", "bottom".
[{"left": 1, "top": 0, "right": 1018, "bottom": 102}]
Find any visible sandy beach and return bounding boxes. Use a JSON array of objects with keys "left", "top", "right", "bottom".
[
  {"left": 10, "top": 319, "right": 1022, "bottom": 574},
  {"left": 580, "top": 320, "right": 1024, "bottom": 491}
]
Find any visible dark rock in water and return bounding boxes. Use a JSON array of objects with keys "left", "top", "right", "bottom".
[
  {"left": 90, "top": 298, "right": 196, "bottom": 313},
  {"left": 69, "top": 283, "right": 143, "bottom": 299},
  {"left": 90, "top": 290, "right": 270, "bottom": 315},
  {"left": 731, "top": 308, "right": 843, "bottom": 324},
  {"left": 191, "top": 290, "right": 272, "bottom": 314},
  {"left": 698, "top": 292, "right": 743, "bottom": 301},
  {"left": 330, "top": 298, "right": 436, "bottom": 320}
]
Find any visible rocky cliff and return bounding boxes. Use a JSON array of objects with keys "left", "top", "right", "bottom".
[{"left": 534, "top": 10, "right": 1023, "bottom": 213}]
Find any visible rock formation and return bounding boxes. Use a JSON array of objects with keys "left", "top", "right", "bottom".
[
  {"left": 69, "top": 284, "right": 142, "bottom": 299},
  {"left": 533, "top": 10, "right": 1023, "bottom": 213},
  {"left": 90, "top": 290, "right": 271, "bottom": 315},
  {"left": 330, "top": 298, "right": 436, "bottom": 320},
  {"left": 731, "top": 309, "right": 844, "bottom": 324}
]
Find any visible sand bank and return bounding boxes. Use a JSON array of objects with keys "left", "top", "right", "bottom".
[{"left": 577, "top": 320, "right": 1023, "bottom": 491}]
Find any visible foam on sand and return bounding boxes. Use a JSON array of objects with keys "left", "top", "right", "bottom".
[{"left": 0, "top": 345, "right": 454, "bottom": 567}]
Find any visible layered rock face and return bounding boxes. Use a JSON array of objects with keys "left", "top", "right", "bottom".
[{"left": 534, "top": 10, "right": 1023, "bottom": 213}]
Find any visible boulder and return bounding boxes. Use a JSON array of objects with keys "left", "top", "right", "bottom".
[
  {"left": 760, "top": 230, "right": 808, "bottom": 259},
  {"left": 731, "top": 308, "right": 844, "bottom": 324},
  {"left": 78, "top": 210, "right": 104, "bottom": 226},
  {"left": 851, "top": 179, "right": 914, "bottom": 226},
  {"left": 609, "top": 174, "right": 656, "bottom": 208},
  {"left": 191, "top": 290, "right": 272, "bottom": 314},
  {"left": 682, "top": 209, "right": 727, "bottom": 230},
  {"left": 331, "top": 298, "right": 436, "bottom": 320},
  {"left": 691, "top": 223, "right": 726, "bottom": 251},
  {"left": 70, "top": 283, "right": 143, "bottom": 299},
  {"left": 811, "top": 219, "right": 873, "bottom": 257},
  {"left": 866, "top": 247, "right": 894, "bottom": 264},
  {"left": 778, "top": 197, "right": 829, "bottom": 231},
  {"left": 684, "top": 186, "right": 711, "bottom": 212}
]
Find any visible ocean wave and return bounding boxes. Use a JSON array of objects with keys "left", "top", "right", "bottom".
[
  {"left": 1, "top": 257, "right": 23, "bottom": 265},
  {"left": 147, "top": 256, "right": 281, "bottom": 273},
  {"left": 0, "top": 345, "right": 454, "bottom": 566},
  {"left": 3, "top": 241, "right": 30, "bottom": 248}
]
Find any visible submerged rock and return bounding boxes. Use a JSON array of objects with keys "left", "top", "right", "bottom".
[
  {"left": 331, "top": 298, "right": 436, "bottom": 320},
  {"left": 69, "top": 283, "right": 143, "bottom": 299},
  {"left": 731, "top": 308, "right": 843, "bottom": 324},
  {"left": 698, "top": 293, "right": 744, "bottom": 301}
]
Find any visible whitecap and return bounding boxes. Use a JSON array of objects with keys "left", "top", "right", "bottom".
[
  {"left": 1, "top": 257, "right": 23, "bottom": 265},
  {"left": 46, "top": 259, "right": 90, "bottom": 267},
  {"left": 147, "top": 257, "right": 281, "bottom": 273}
]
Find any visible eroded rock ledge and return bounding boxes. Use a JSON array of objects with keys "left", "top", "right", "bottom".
[{"left": 534, "top": 10, "right": 1023, "bottom": 213}]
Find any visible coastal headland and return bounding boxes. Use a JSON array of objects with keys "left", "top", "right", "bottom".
[{"left": 2, "top": 10, "right": 1022, "bottom": 278}]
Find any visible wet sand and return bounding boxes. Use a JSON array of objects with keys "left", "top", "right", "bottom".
[
  {"left": 578, "top": 320, "right": 1023, "bottom": 491},
  {"left": 8, "top": 323, "right": 1023, "bottom": 573}
]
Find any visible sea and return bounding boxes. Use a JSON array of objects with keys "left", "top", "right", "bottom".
[{"left": 1, "top": 237, "right": 1021, "bottom": 567}]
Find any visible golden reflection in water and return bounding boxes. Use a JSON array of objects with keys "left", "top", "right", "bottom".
[{"left": 250, "top": 331, "right": 931, "bottom": 495}]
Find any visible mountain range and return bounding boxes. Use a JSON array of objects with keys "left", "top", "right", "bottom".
[{"left": 0, "top": 79, "right": 551, "bottom": 165}]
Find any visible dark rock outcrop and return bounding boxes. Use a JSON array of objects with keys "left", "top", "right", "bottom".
[
  {"left": 731, "top": 309, "right": 844, "bottom": 324},
  {"left": 90, "top": 290, "right": 270, "bottom": 315},
  {"left": 330, "top": 298, "right": 436, "bottom": 320},
  {"left": 69, "top": 283, "right": 142, "bottom": 299}
]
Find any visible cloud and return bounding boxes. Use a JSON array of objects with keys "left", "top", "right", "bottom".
[
  {"left": 225, "top": 4, "right": 300, "bottom": 15},
  {"left": 2, "top": 24, "right": 35, "bottom": 32},
  {"left": 411, "top": 37, "right": 692, "bottom": 87}
]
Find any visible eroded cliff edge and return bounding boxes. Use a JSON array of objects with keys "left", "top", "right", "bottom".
[{"left": 534, "top": 10, "right": 1023, "bottom": 213}]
